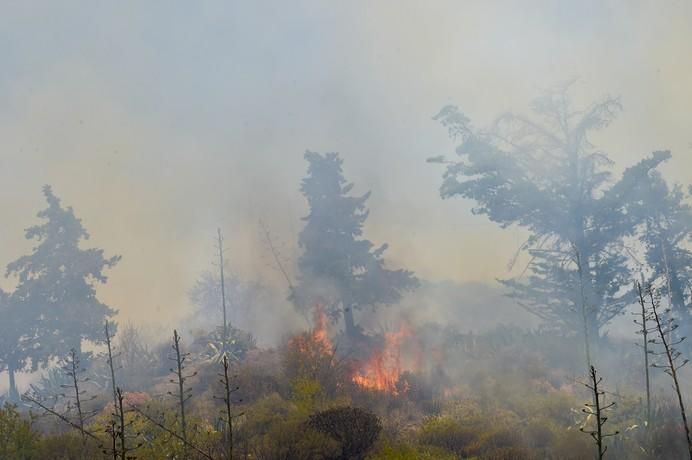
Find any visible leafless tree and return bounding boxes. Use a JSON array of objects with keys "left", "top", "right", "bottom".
[
  {"left": 217, "top": 228, "right": 230, "bottom": 356},
  {"left": 22, "top": 348, "right": 99, "bottom": 459},
  {"left": 647, "top": 286, "right": 692, "bottom": 458},
  {"left": 580, "top": 366, "right": 619, "bottom": 459},
  {"left": 214, "top": 355, "right": 244, "bottom": 460},
  {"left": 170, "top": 329, "right": 197, "bottom": 460},
  {"left": 21, "top": 389, "right": 100, "bottom": 444},
  {"left": 634, "top": 281, "right": 655, "bottom": 426},
  {"left": 105, "top": 321, "right": 119, "bottom": 413},
  {"left": 129, "top": 404, "right": 214, "bottom": 460},
  {"left": 110, "top": 387, "right": 142, "bottom": 460}
]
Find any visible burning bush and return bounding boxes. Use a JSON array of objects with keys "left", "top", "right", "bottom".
[
  {"left": 283, "top": 304, "right": 350, "bottom": 398},
  {"left": 350, "top": 323, "right": 416, "bottom": 396}
]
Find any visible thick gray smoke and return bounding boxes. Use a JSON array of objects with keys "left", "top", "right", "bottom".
[{"left": 0, "top": 1, "right": 690, "bottom": 345}]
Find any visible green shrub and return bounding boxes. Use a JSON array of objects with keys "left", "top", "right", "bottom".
[
  {"left": 308, "top": 406, "right": 383, "bottom": 460},
  {"left": 367, "top": 438, "right": 456, "bottom": 460},
  {"left": 34, "top": 432, "right": 104, "bottom": 460},
  {"left": 417, "top": 415, "right": 481, "bottom": 456},
  {"left": 0, "top": 403, "right": 40, "bottom": 459},
  {"left": 251, "top": 419, "right": 340, "bottom": 460}
]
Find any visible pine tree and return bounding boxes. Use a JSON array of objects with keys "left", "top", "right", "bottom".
[
  {"left": 295, "top": 152, "right": 418, "bottom": 337},
  {"left": 635, "top": 173, "right": 692, "bottom": 335},
  {"left": 431, "top": 85, "right": 669, "bottom": 361},
  {"left": 3, "top": 186, "right": 120, "bottom": 398}
]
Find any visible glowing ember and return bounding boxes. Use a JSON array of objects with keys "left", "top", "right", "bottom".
[{"left": 352, "top": 324, "right": 412, "bottom": 394}]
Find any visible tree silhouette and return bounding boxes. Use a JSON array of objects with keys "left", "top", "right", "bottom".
[
  {"left": 295, "top": 151, "right": 418, "bottom": 337},
  {"left": 3, "top": 186, "right": 120, "bottom": 399},
  {"left": 431, "top": 84, "right": 669, "bottom": 364}
]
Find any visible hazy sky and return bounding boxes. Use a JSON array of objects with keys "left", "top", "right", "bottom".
[{"left": 0, "top": 1, "right": 691, "bottom": 327}]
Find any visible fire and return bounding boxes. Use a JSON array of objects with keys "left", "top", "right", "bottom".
[
  {"left": 352, "top": 323, "right": 412, "bottom": 394},
  {"left": 311, "top": 303, "right": 331, "bottom": 353},
  {"left": 291, "top": 303, "right": 332, "bottom": 355},
  {"left": 289, "top": 307, "right": 417, "bottom": 396}
]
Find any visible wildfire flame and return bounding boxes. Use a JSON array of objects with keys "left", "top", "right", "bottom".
[
  {"left": 311, "top": 303, "right": 331, "bottom": 353},
  {"left": 352, "top": 323, "right": 412, "bottom": 394},
  {"left": 290, "top": 306, "right": 416, "bottom": 396},
  {"left": 291, "top": 303, "right": 332, "bottom": 355}
]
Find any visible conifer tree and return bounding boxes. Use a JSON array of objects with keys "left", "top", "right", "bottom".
[
  {"left": 3, "top": 186, "right": 120, "bottom": 398},
  {"left": 431, "top": 85, "right": 669, "bottom": 358},
  {"left": 634, "top": 173, "right": 692, "bottom": 334},
  {"left": 295, "top": 152, "right": 418, "bottom": 337}
]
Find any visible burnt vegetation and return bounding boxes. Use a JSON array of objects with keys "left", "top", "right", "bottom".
[{"left": 1, "top": 87, "right": 692, "bottom": 460}]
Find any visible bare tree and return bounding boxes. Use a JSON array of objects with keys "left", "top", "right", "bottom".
[
  {"left": 634, "top": 281, "right": 655, "bottom": 426},
  {"left": 21, "top": 389, "right": 101, "bottom": 444},
  {"left": 217, "top": 228, "right": 230, "bottom": 356},
  {"left": 214, "top": 355, "right": 244, "bottom": 460},
  {"left": 259, "top": 219, "right": 296, "bottom": 298},
  {"left": 580, "top": 366, "right": 619, "bottom": 459},
  {"left": 62, "top": 349, "right": 97, "bottom": 442},
  {"left": 129, "top": 404, "right": 214, "bottom": 460},
  {"left": 116, "top": 388, "right": 128, "bottom": 459},
  {"left": 22, "top": 348, "right": 99, "bottom": 459},
  {"left": 170, "top": 329, "right": 197, "bottom": 460},
  {"left": 647, "top": 286, "right": 692, "bottom": 458},
  {"left": 105, "top": 321, "right": 119, "bottom": 413},
  {"left": 102, "top": 321, "right": 123, "bottom": 460},
  {"left": 112, "top": 387, "right": 142, "bottom": 460}
]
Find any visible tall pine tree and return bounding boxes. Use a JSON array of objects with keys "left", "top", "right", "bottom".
[
  {"left": 3, "top": 185, "right": 120, "bottom": 398},
  {"left": 431, "top": 85, "right": 669, "bottom": 366},
  {"left": 295, "top": 152, "right": 418, "bottom": 338}
]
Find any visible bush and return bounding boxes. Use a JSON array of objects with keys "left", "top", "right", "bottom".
[
  {"left": 251, "top": 419, "right": 340, "bottom": 460},
  {"left": 34, "top": 432, "right": 104, "bottom": 460},
  {"left": 283, "top": 332, "right": 346, "bottom": 398},
  {"left": 367, "top": 438, "right": 456, "bottom": 460},
  {"left": 0, "top": 404, "right": 40, "bottom": 459},
  {"left": 417, "top": 416, "right": 481, "bottom": 456},
  {"left": 308, "top": 406, "right": 383, "bottom": 460}
]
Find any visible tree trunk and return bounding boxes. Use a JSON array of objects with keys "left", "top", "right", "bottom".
[
  {"left": 670, "top": 271, "right": 691, "bottom": 325},
  {"left": 343, "top": 305, "right": 357, "bottom": 338},
  {"left": 8, "top": 363, "right": 19, "bottom": 402}
]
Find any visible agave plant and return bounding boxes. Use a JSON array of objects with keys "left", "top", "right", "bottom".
[{"left": 192, "top": 324, "right": 256, "bottom": 364}]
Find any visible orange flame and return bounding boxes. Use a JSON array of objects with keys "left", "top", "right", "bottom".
[
  {"left": 312, "top": 303, "right": 331, "bottom": 353},
  {"left": 352, "top": 323, "right": 412, "bottom": 394},
  {"left": 291, "top": 303, "right": 332, "bottom": 355}
]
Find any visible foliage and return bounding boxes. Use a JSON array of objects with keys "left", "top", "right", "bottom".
[
  {"left": 130, "top": 402, "right": 220, "bottom": 460},
  {"left": 113, "top": 322, "right": 161, "bottom": 391},
  {"left": 2, "top": 186, "right": 120, "bottom": 399},
  {"left": 417, "top": 415, "right": 481, "bottom": 456},
  {"left": 634, "top": 171, "right": 692, "bottom": 331},
  {"left": 307, "top": 406, "right": 382, "bottom": 459},
  {"left": 0, "top": 403, "right": 40, "bottom": 459},
  {"left": 294, "top": 151, "right": 418, "bottom": 335},
  {"left": 3, "top": 324, "right": 692, "bottom": 459},
  {"left": 432, "top": 86, "right": 669, "bottom": 342},
  {"left": 367, "top": 438, "right": 456, "bottom": 460},
  {"left": 283, "top": 330, "right": 346, "bottom": 398},
  {"left": 0, "top": 289, "right": 31, "bottom": 401}
]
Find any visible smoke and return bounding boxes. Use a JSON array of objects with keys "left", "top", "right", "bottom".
[{"left": 0, "top": 0, "right": 691, "bottom": 336}]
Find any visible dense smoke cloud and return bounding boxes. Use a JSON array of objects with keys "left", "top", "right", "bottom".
[{"left": 0, "top": 0, "right": 690, "bottom": 335}]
